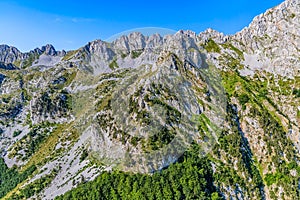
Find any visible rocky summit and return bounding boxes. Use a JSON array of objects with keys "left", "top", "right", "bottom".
[{"left": 0, "top": 0, "right": 299, "bottom": 199}]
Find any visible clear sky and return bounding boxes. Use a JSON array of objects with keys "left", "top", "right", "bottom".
[{"left": 0, "top": 0, "right": 284, "bottom": 52}]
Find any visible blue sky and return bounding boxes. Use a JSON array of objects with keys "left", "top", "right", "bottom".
[{"left": 0, "top": 0, "right": 284, "bottom": 52}]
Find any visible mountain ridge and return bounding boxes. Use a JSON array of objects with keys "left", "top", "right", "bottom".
[{"left": 0, "top": 0, "right": 299, "bottom": 199}]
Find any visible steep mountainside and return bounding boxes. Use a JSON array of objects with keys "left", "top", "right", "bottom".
[{"left": 0, "top": 0, "right": 299, "bottom": 199}]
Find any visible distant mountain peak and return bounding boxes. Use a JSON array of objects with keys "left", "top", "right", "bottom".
[{"left": 41, "top": 44, "right": 57, "bottom": 56}]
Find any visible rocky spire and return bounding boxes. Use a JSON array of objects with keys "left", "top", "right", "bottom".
[
  {"left": 0, "top": 45, "right": 23, "bottom": 64},
  {"left": 41, "top": 44, "right": 57, "bottom": 56}
]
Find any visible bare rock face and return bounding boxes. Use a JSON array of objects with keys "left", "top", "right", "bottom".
[
  {"left": 198, "top": 28, "right": 227, "bottom": 43},
  {"left": 0, "top": 0, "right": 299, "bottom": 199},
  {"left": 0, "top": 45, "right": 23, "bottom": 64},
  {"left": 146, "top": 33, "right": 163, "bottom": 49},
  {"left": 234, "top": 0, "right": 300, "bottom": 77},
  {"left": 164, "top": 31, "right": 198, "bottom": 56},
  {"left": 112, "top": 32, "right": 147, "bottom": 53},
  {"left": 41, "top": 44, "right": 57, "bottom": 56},
  {"left": 127, "top": 32, "right": 147, "bottom": 50},
  {"left": 87, "top": 40, "right": 115, "bottom": 61},
  {"left": 67, "top": 30, "right": 204, "bottom": 75}
]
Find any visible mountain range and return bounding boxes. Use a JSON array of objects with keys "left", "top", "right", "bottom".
[{"left": 0, "top": 0, "right": 299, "bottom": 199}]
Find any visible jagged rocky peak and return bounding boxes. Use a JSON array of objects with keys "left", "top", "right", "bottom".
[
  {"left": 31, "top": 47, "right": 43, "bottom": 55},
  {"left": 112, "top": 30, "right": 199, "bottom": 53},
  {"left": 0, "top": 44, "right": 23, "bottom": 64},
  {"left": 40, "top": 44, "right": 57, "bottom": 56},
  {"left": 87, "top": 40, "right": 109, "bottom": 53},
  {"left": 92, "top": 30, "right": 200, "bottom": 58},
  {"left": 198, "top": 28, "right": 227, "bottom": 43},
  {"left": 126, "top": 32, "right": 146, "bottom": 50},
  {"left": 164, "top": 30, "right": 198, "bottom": 48},
  {"left": 162, "top": 30, "right": 203, "bottom": 67},
  {"left": 84, "top": 39, "right": 115, "bottom": 61},
  {"left": 233, "top": 0, "right": 300, "bottom": 77},
  {"left": 174, "top": 30, "right": 197, "bottom": 39},
  {"left": 112, "top": 35, "right": 130, "bottom": 53},
  {"left": 235, "top": 0, "right": 300, "bottom": 50},
  {"left": 112, "top": 32, "right": 147, "bottom": 53},
  {"left": 0, "top": 43, "right": 66, "bottom": 68},
  {"left": 111, "top": 30, "right": 203, "bottom": 64},
  {"left": 147, "top": 33, "right": 163, "bottom": 48},
  {"left": 39, "top": 44, "right": 66, "bottom": 57},
  {"left": 0, "top": 44, "right": 20, "bottom": 53}
]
